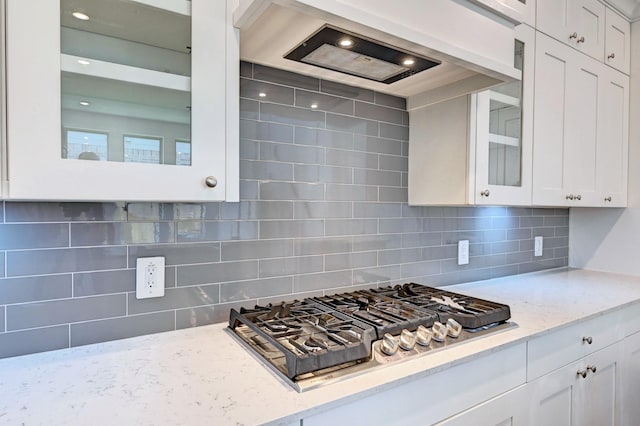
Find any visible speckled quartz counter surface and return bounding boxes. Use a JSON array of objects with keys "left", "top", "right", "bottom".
[{"left": 2, "top": 267, "right": 640, "bottom": 426}]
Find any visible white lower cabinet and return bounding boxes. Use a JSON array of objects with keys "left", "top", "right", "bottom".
[
  {"left": 434, "top": 385, "right": 529, "bottom": 426},
  {"left": 303, "top": 343, "right": 526, "bottom": 426},
  {"left": 529, "top": 342, "right": 621, "bottom": 426},
  {"left": 621, "top": 331, "right": 640, "bottom": 426}
]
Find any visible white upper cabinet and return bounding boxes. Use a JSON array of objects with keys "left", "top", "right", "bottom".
[
  {"left": 408, "top": 24, "right": 534, "bottom": 206},
  {"left": 605, "top": 7, "right": 631, "bottom": 74},
  {"left": 0, "top": 0, "right": 5, "bottom": 199},
  {"left": 5, "top": 0, "right": 239, "bottom": 201},
  {"left": 537, "top": 0, "right": 605, "bottom": 60},
  {"left": 532, "top": 32, "right": 628, "bottom": 207},
  {"left": 597, "top": 65, "right": 629, "bottom": 207}
]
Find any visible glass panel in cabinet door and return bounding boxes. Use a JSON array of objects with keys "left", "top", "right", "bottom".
[
  {"left": 60, "top": 0, "right": 192, "bottom": 165},
  {"left": 487, "top": 39, "right": 524, "bottom": 188}
]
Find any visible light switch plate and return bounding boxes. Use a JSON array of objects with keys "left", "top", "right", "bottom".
[
  {"left": 534, "top": 236, "right": 543, "bottom": 257},
  {"left": 458, "top": 240, "right": 469, "bottom": 265},
  {"left": 136, "top": 256, "right": 165, "bottom": 299}
]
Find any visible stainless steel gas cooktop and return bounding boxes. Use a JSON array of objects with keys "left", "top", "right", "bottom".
[{"left": 228, "top": 283, "right": 516, "bottom": 392}]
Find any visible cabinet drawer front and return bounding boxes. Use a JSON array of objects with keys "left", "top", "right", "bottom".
[
  {"left": 303, "top": 343, "right": 526, "bottom": 426},
  {"left": 528, "top": 310, "right": 622, "bottom": 380},
  {"left": 621, "top": 303, "right": 640, "bottom": 337}
]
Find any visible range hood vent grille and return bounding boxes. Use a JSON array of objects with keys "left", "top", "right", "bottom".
[{"left": 284, "top": 25, "right": 440, "bottom": 84}]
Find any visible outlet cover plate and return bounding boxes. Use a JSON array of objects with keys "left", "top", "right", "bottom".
[
  {"left": 534, "top": 236, "right": 543, "bottom": 257},
  {"left": 458, "top": 240, "right": 469, "bottom": 265},
  {"left": 136, "top": 256, "right": 165, "bottom": 299}
]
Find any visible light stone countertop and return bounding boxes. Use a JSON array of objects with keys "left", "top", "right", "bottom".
[{"left": 2, "top": 267, "right": 640, "bottom": 425}]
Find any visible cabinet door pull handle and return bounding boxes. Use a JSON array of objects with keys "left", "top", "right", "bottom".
[
  {"left": 604, "top": 196, "right": 612, "bottom": 202},
  {"left": 575, "top": 194, "right": 582, "bottom": 201},
  {"left": 577, "top": 369, "right": 588, "bottom": 378},
  {"left": 204, "top": 176, "right": 218, "bottom": 188},
  {"left": 587, "top": 365, "right": 597, "bottom": 373},
  {"left": 608, "top": 53, "right": 616, "bottom": 60},
  {"left": 480, "top": 190, "right": 490, "bottom": 197},
  {"left": 582, "top": 336, "right": 593, "bottom": 344},
  {"left": 569, "top": 32, "right": 578, "bottom": 40},
  {"left": 566, "top": 194, "right": 574, "bottom": 200},
  {"left": 577, "top": 36, "right": 585, "bottom": 43}
]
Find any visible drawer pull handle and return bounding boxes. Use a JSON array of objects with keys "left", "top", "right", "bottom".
[
  {"left": 577, "top": 36, "right": 585, "bottom": 43},
  {"left": 480, "top": 189, "right": 490, "bottom": 197},
  {"left": 587, "top": 365, "right": 597, "bottom": 373},
  {"left": 582, "top": 336, "right": 593, "bottom": 345},
  {"left": 569, "top": 32, "right": 578, "bottom": 40},
  {"left": 576, "top": 194, "right": 582, "bottom": 201},
  {"left": 566, "top": 194, "right": 574, "bottom": 200},
  {"left": 608, "top": 53, "right": 616, "bottom": 60},
  {"left": 604, "top": 196, "right": 612, "bottom": 202},
  {"left": 577, "top": 369, "right": 588, "bottom": 378}
]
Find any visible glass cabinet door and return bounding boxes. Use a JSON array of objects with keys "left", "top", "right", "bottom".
[
  {"left": 473, "top": 24, "right": 534, "bottom": 206},
  {"left": 6, "top": 0, "right": 238, "bottom": 201},
  {"left": 60, "top": 0, "right": 191, "bottom": 165}
]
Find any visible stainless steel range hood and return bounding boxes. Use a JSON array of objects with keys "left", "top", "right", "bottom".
[{"left": 234, "top": 0, "right": 523, "bottom": 107}]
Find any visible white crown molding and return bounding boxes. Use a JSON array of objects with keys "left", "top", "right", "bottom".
[{"left": 603, "top": 0, "right": 640, "bottom": 21}]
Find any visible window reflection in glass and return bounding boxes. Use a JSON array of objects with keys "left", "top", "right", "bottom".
[
  {"left": 176, "top": 140, "right": 191, "bottom": 166},
  {"left": 124, "top": 135, "right": 161, "bottom": 164},
  {"left": 64, "top": 129, "right": 108, "bottom": 161}
]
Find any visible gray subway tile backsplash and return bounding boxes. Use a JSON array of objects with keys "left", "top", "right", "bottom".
[
  {"left": 70, "top": 311, "right": 175, "bottom": 347},
  {"left": 0, "top": 223, "right": 69, "bottom": 250},
  {"left": 0, "top": 275, "right": 72, "bottom": 304},
  {"left": 0, "top": 61, "right": 569, "bottom": 359},
  {"left": 0, "top": 326, "right": 69, "bottom": 358},
  {"left": 70, "top": 222, "right": 175, "bottom": 246},
  {"left": 128, "top": 284, "right": 220, "bottom": 315},
  {"left": 6, "top": 247, "right": 127, "bottom": 277},
  {"left": 7, "top": 294, "right": 126, "bottom": 331},
  {"left": 74, "top": 269, "right": 135, "bottom": 297}
]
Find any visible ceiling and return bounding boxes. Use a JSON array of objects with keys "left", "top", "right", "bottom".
[{"left": 605, "top": 0, "right": 640, "bottom": 21}]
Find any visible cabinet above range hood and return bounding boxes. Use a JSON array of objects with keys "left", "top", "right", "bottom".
[{"left": 234, "top": 0, "right": 523, "bottom": 108}]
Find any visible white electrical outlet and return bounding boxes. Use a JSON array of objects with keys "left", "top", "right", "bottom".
[
  {"left": 458, "top": 240, "right": 469, "bottom": 265},
  {"left": 534, "top": 236, "right": 543, "bottom": 257},
  {"left": 136, "top": 256, "right": 165, "bottom": 299}
]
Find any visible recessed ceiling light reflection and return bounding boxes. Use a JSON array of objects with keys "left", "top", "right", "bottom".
[
  {"left": 79, "top": 101, "right": 90, "bottom": 106},
  {"left": 403, "top": 58, "right": 415, "bottom": 66},
  {"left": 310, "top": 103, "right": 318, "bottom": 109},
  {"left": 258, "top": 92, "right": 267, "bottom": 98},
  {"left": 77, "top": 59, "right": 91, "bottom": 65},
  {"left": 337, "top": 37, "right": 354, "bottom": 48},
  {"left": 72, "top": 11, "right": 90, "bottom": 21}
]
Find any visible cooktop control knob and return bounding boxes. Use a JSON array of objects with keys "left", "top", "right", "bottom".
[
  {"left": 381, "top": 333, "right": 399, "bottom": 356},
  {"left": 446, "top": 318, "right": 462, "bottom": 338},
  {"left": 432, "top": 321, "right": 447, "bottom": 342},
  {"left": 415, "top": 325, "right": 433, "bottom": 346},
  {"left": 399, "top": 329, "right": 416, "bottom": 351}
]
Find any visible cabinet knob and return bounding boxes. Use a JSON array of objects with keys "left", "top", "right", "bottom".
[
  {"left": 569, "top": 32, "right": 578, "bottom": 40},
  {"left": 577, "top": 369, "right": 588, "bottom": 379},
  {"left": 587, "top": 365, "right": 597, "bottom": 374},
  {"left": 566, "top": 194, "right": 574, "bottom": 200},
  {"left": 480, "top": 190, "right": 490, "bottom": 197},
  {"left": 604, "top": 196, "right": 612, "bottom": 202},
  {"left": 582, "top": 336, "right": 593, "bottom": 345},
  {"left": 577, "top": 36, "right": 585, "bottom": 43},
  {"left": 204, "top": 176, "right": 218, "bottom": 188},
  {"left": 575, "top": 194, "right": 582, "bottom": 201},
  {"left": 608, "top": 53, "right": 616, "bottom": 60}
]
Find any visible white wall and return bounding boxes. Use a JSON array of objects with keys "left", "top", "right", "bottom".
[{"left": 569, "top": 21, "right": 640, "bottom": 274}]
